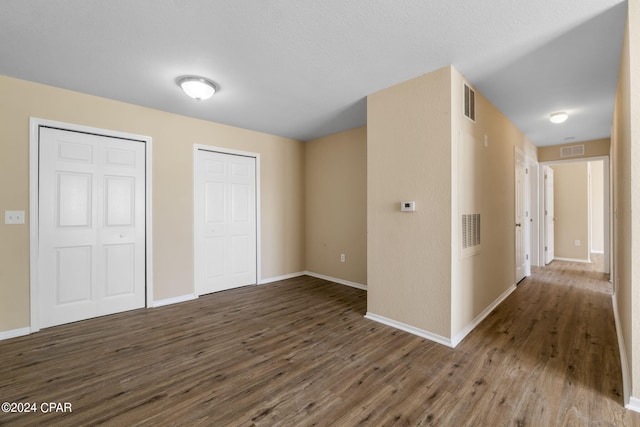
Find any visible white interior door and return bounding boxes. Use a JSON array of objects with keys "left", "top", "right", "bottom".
[
  {"left": 515, "top": 150, "right": 526, "bottom": 283},
  {"left": 38, "top": 127, "right": 145, "bottom": 328},
  {"left": 195, "top": 149, "right": 256, "bottom": 295},
  {"left": 544, "top": 166, "right": 555, "bottom": 264}
]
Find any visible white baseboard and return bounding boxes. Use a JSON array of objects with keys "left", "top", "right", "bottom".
[
  {"left": 591, "top": 250, "right": 605, "bottom": 254},
  {"left": 0, "top": 327, "right": 31, "bottom": 341},
  {"left": 553, "top": 257, "right": 591, "bottom": 263},
  {"left": 259, "top": 271, "right": 305, "bottom": 285},
  {"left": 304, "top": 271, "right": 367, "bottom": 291},
  {"left": 612, "top": 294, "right": 631, "bottom": 407},
  {"left": 627, "top": 397, "right": 640, "bottom": 413},
  {"left": 451, "top": 284, "right": 517, "bottom": 347},
  {"left": 364, "top": 312, "right": 453, "bottom": 348},
  {"left": 152, "top": 293, "right": 197, "bottom": 308},
  {"left": 365, "top": 284, "right": 516, "bottom": 349}
]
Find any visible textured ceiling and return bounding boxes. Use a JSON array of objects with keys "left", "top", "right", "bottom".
[{"left": 0, "top": 0, "right": 628, "bottom": 145}]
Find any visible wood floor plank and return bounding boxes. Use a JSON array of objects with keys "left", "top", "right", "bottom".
[{"left": 1, "top": 258, "right": 639, "bottom": 426}]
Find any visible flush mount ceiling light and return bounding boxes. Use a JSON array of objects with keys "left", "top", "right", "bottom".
[
  {"left": 177, "top": 76, "right": 217, "bottom": 101},
  {"left": 549, "top": 112, "right": 568, "bottom": 124}
]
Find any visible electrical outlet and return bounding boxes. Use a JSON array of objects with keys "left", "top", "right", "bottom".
[
  {"left": 340, "top": 254, "right": 345, "bottom": 263},
  {"left": 574, "top": 240, "right": 581, "bottom": 247},
  {"left": 5, "top": 210, "right": 25, "bottom": 224}
]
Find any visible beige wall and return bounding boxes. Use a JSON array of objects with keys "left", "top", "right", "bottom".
[
  {"left": 0, "top": 75, "right": 305, "bottom": 332},
  {"left": 367, "top": 66, "right": 453, "bottom": 337},
  {"left": 550, "top": 163, "right": 590, "bottom": 261},
  {"left": 450, "top": 69, "right": 537, "bottom": 336},
  {"left": 590, "top": 161, "right": 605, "bottom": 253},
  {"left": 612, "top": 0, "right": 640, "bottom": 403},
  {"left": 367, "top": 65, "right": 536, "bottom": 340},
  {"left": 305, "top": 127, "right": 367, "bottom": 285},
  {"left": 537, "top": 138, "right": 610, "bottom": 162}
]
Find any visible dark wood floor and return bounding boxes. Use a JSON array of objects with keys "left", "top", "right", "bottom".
[{"left": 1, "top": 259, "right": 639, "bottom": 426}]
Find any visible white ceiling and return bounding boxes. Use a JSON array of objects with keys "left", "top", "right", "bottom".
[{"left": 0, "top": 1, "right": 627, "bottom": 146}]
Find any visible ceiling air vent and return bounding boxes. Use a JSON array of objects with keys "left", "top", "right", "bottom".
[
  {"left": 560, "top": 145, "right": 585, "bottom": 158},
  {"left": 464, "top": 83, "right": 475, "bottom": 122}
]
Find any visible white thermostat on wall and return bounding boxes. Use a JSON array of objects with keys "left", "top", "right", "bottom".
[{"left": 400, "top": 201, "right": 416, "bottom": 212}]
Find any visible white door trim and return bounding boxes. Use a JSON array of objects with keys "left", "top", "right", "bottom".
[
  {"left": 528, "top": 160, "right": 540, "bottom": 267},
  {"left": 514, "top": 147, "right": 529, "bottom": 282},
  {"left": 192, "top": 144, "right": 261, "bottom": 293},
  {"left": 29, "top": 117, "right": 153, "bottom": 332}
]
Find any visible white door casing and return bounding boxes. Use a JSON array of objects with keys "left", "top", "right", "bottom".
[
  {"left": 544, "top": 166, "right": 555, "bottom": 264},
  {"left": 528, "top": 161, "right": 540, "bottom": 267},
  {"left": 30, "top": 118, "right": 153, "bottom": 332},
  {"left": 195, "top": 147, "right": 257, "bottom": 295},
  {"left": 515, "top": 149, "right": 527, "bottom": 283}
]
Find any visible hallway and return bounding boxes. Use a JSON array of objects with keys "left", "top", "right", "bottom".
[{"left": 457, "top": 255, "right": 628, "bottom": 425}]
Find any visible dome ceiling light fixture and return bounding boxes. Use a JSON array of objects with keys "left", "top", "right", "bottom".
[
  {"left": 177, "top": 76, "right": 217, "bottom": 101},
  {"left": 549, "top": 111, "right": 569, "bottom": 124}
]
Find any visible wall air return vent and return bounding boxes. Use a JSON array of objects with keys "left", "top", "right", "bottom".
[
  {"left": 464, "top": 83, "right": 476, "bottom": 122},
  {"left": 560, "top": 145, "right": 585, "bottom": 158},
  {"left": 461, "top": 213, "right": 481, "bottom": 257}
]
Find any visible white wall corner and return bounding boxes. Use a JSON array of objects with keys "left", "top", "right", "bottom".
[
  {"left": 612, "top": 294, "right": 631, "bottom": 407},
  {"left": 152, "top": 294, "right": 197, "bottom": 308},
  {"left": 451, "top": 284, "right": 517, "bottom": 347},
  {"left": 0, "top": 327, "right": 31, "bottom": 341},
  {"left": 304, "top": 271, "right": 367, "bottom": 291},
  {"left": 364, "top": 312, "right": 453, "bottom": 348},
  {"left": 259, "top": 271, "right": 305, "bottom": 285}
]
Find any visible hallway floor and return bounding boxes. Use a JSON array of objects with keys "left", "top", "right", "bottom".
[{"left": 0, "top": 258, "right": 637, "bottom": 425}]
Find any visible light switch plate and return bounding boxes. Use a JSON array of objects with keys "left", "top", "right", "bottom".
[{"left": 5, "top": 210, "right": 25, "bottom": 224}]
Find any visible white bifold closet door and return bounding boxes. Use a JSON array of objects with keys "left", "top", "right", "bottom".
[
  {"left": 38, "top": 127, "right": 146, "bottom": 328},
  {"left": 195, "top": 150, "right": 256, "bottom": 295}
]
